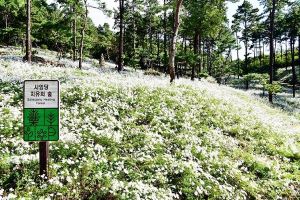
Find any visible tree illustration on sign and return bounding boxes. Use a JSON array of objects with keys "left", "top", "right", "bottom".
[
  {"left": 28, "top": 109, "right": 40, "bottom": 126},
  {"left": 47, "top": 112, "right": 56, "bottom": 125}
]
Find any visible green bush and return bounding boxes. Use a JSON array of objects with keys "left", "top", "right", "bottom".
[
  {"left": 265, "top": 82, "right": 282, "bottom": 95},
  {"left": 198, "top": 72, "right": 209, "bottom": 79},
  {"left": 144, "top": 69, "right": 161, "bottom": 76},
  {"left": 40, "top": 44, "right": 48, "bottom": 50}
]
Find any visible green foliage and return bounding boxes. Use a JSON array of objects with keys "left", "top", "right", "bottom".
[
  {"left": 198, "top": 72, "right": 209, "bottom": 79},
  {"left": 265, "top": 82, "right": 282, "bottom": 95},
  {"left": 144, "top": 69, "right": 161, "bottom": 76}
]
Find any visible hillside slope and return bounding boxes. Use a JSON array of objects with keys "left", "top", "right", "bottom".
[{"left": 0, "top": 47, "right": 300, "bottom": 199}]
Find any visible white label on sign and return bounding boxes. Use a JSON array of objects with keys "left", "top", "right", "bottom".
[{"left": 24, "top": 80, "right": 59, "bottom": 108}]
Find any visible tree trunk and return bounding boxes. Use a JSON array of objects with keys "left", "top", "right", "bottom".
[
  {"left": 254, "top": 42, "right": 256, "bottom": 61},
  {"left": 198, "top": 35, "right": 202, "bottom": 76},
  {"left": 245, "top": 38, "right": 249, "bottom": 89},
  {"left": 72, "top": 4, "right": 77, "bottom": 61},
  {"left": 157, "top": 31, "right": 160, "bottom": 69},
  {"left": 79, "top": 0, "right": 88, "bottom": 70},
  {"left": 245, "top": 39, "right": 248, "bottom": 74},
  {"left": 262, "top": 41, "right": 265, "bottom": 66},
  {"left": 118, "top": 0, "right": 125, "bottom": 72},
  {"left": 132, "top": 1, "right": 136, "bottom": 68},
  {"left": 268, "top": 0, "right": 276, "bottom": 103},
  {"left": 163, "top": 0, "right": 167, "bottom": 74},
  {"left": 202, "top": 40, "right": 205, "bottom": 72},
  {"left": 208, "top": 41, "right": 212, "bottom": 75},
  {"left": 184, "top": 37, "right": 187, "bottom": 54},
  {"left": 25, "top": 0, "right": 31, "bottom": 63},
  {"left": 298, "top": 36, "right": 300, "bottom": 76},
  {"left": 274, "top": 39, "right": 277, "bottom": 78},
  {"left": 169, "top": 0, "right": 183, "bottom": 83},
  {"left": 244, "top": 13, "right": 248, "bottom": 75},
  {"left": 236, "top": 32, "right": 240, "bottom": 79},
  {"left": 149, "top": 18, "right": 153, "bottom": 55},
  {"left": 192, "top": 30, "right": 199, "bottom": 81},
  {"left": 5, "top": 14, "right": 8, "bottom": 29},
  {"left": 280, "top": 41, "right": 283, "bottom": 67},
  {"left": 285, "top": 39, "right": 288, "bottom": 70},
  {"left": 259, "top": 38, "right": 262, "bottom": 68},
  {"left": 291, "top": 38, "right": 296, "bottom": 97}
]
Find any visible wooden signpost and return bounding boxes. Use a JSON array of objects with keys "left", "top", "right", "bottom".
[{"left": 23, "top": 80, "right": 59, "bottom": 178}]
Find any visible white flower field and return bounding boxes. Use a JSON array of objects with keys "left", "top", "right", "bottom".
[{"left": 0, "top": 47, "right": 300, "bottom": 199}]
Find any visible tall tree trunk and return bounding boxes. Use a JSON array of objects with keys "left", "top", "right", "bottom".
[
  {"left": 269, "top": 0, "right": 276, "bottom": 103},
  {"left": 254, "top": 42, "right": 256, "bottom": 62},
  {"left": 132, "top": 0, "right": 136, "bottom": 69},
  {"left": 79, "top": 0, "right": 88, "bottom": 70},
  {"left": 244, "top": 13, "right": 248, "bottom": 77},
  {"left": 118, "top": 0, "right": 125, "bottom": 72},
  {"left": 236, "top": 32, "right": 240, "bottom": 79},
  {"left": 5, "top": 14, "right": 8, "bottom": 29},
  {"left": 72, "top": 4, "right": 77, "bottom": 61},
  {"left": 163, "top": 0, "right": 167, "bottom": 74},
  {"left": 274, "top": 39, "right": 277, "bottom": 78},
  {"left": 169, "top": 0, "right": 183, "bottom": 83},
  {"left": 280, "top": 41, "right": 283, "bottom": 67},
  {"left": 149, "top": 18, "right": 153, "bottom": 55},
  {"left": 157, "top": 31, "right": 160, "bottom": 63},
  {"left": 184, "top": 37, "right": 187, "bottom": 54},
  {"left": 192, "top": 30, "right": 199, "bottom": 81},
  {"left": 207, "top": 41, "right": 212, "bottom": 75},
  {"left": 199, "top": 35, "right": 202, "bottom": 76},
  {"left": 25, "top": 0, "right": 31, "bottom": 63},
  {"left": 285, "top": 39, "right": 288, "bottom": 70},
  {"left": 259, "top": 38, "right": 262, "bottom": 68},
  {"left": 245, "top": 39, "right": 248, "bottom": 74},
  {"left": 262, "top": 41, "right": 265, "bottom": 66},
  {"left": 298, "top": 36, "right": 300, "bottom": 76},
  {"left": 245, "top": 38, "right": 249, "bottom": 90},
  {"left": 291, "top": 38, "right": 296, "bottom": 97},
  {"left": 202, "top": 40, "right": 205, "bottom": 72}
]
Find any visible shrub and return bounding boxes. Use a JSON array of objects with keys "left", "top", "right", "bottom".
[
  {"left": 198, "top": 72, "right": 209, "bottom": 79},
  {"left": 144, "top": 69, "right": 161, "bottom": 76},
  {"left": 40, "top": 44, "right": 48, "bottom": 50},
  {"left": 265, "top": 82, "right": 282, "bottom": 95}
]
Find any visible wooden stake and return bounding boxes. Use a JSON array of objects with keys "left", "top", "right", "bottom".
[{"left": 39, "top": 141, "right": 49, "bottom": 179}]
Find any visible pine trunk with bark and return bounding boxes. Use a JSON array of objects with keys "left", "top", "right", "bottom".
[
  {"left": 163, "top": 0, "right": 167, "bottom": 73},
  {"left": 298, "top": 36, "right": 300, "bottom": 75},
  {"left": 198, "top": 35, "right": 202, "bottom": 76},
  {"left": 263, "top": 41, "right": 265, "bottom": 65},
  {"left": 118, "top": 0, "right": 125, "bottom": 72},
  {"left": 259, "top": 38, "right": 262, "bottom": 68},
  {"left": 291, "top": 38, "right": 296, "bottom": 97},
  {"left": 192, "top": 30, "right": 199, "bottom": 81},
  {"left": 169, "top": 0, "right": 183, "bottom": 83},
  {"left": 79, "top": 0, "right": 88, "bottom": 70},
  {"left": 236, "top": 32, "right": 240, "bottom": 79},
  {"left": 72, "top": 4, "right": 77, "bottom": 61},
  {"left": 268, "top": 0, "right": 276, "bottom": 103},
  {"left": 285, "top": 40, "right": 288, "bottom": 70}
]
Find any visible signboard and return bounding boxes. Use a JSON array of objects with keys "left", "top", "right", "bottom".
[{"left": 23, "top": 80, "right": 59, "bottom": 141}]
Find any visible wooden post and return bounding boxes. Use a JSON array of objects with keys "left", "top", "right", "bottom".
[{"left": 39, "top": 141, "right": 49, "bottom": 179}]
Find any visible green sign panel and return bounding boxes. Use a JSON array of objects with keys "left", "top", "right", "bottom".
[{"left": 23, "top": 80, "right": 59, "bottom": 141}]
